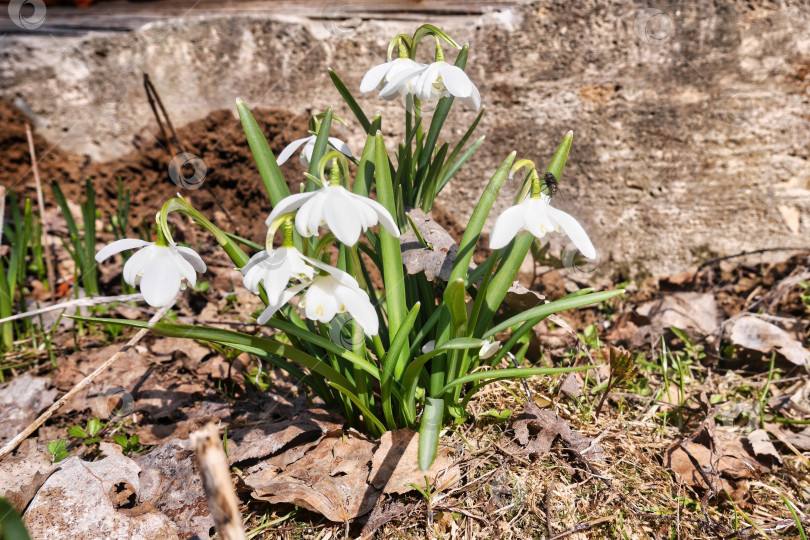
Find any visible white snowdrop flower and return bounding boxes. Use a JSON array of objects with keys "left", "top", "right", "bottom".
[
  {"left": 277, "top": 135, "right": 352, "bottom": 169},
  {"left": 254, "top": 257, "right": 379, "bottom": 336},
  {"left": 95, "top": 239, "right": 206, "bottom": 307},
  {"left": 478, "top": 340, "right": 501, "bottom": 360},
  {"left": 265, "top": 185, "right": 400, "bottom": 247},
  {"left": 380, "top": 60, "right": 480, "bottom": 110},
  {"left": 241, "top": 246, "right": 315, "bottom": 305},
  {"left": 360, "top": 57, "right": 427, "bottom": 99},
  {"left": 489, "top": 195, "right": 596, "bottom": 260},
  {"left": 299, "top": 273, "right": 379, "bottom": 336},
  {"left": 421, "top": 340, "right": 436, "bottom": 354}
]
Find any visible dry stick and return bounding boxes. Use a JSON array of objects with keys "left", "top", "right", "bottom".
[
  {"left": 0, "top": 186, "right": 6, "bottom": 247},
  {"left": 0, "top": 292, "right": 143, "bottom": 325},
  {"left": 190, "top": 423, "right": 247, "bottom": 540},
  {"left": 0, "top": 301, "right": 173, "bottom": 460},
  {"left": 548, "top": 513, "right": 617, "bottom": 540},
  {"left": 25, "top": 124, "right": 57, "bottom": 302}
]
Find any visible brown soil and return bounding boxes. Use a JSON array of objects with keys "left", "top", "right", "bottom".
[{"left": 0, "top": 98, "right": 311, "bottom": 245}]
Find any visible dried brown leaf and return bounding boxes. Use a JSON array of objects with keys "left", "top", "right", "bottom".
[
  {"left": 24, "top": 443, "right": 179, "bottom": 539},
  {"left": 227, "top": 408, "right": 342, "bottom": 465},
  {"left": 664, "top": 421, "right": 777, "bottom": 503},
  {"left": 245, "top": 431, "right": 379, "bottom": 522},
  {"left": 369, "top": 429, "right": 459, "bottom": 495},
  {"left": 135, "top": 438, "right": 214, "bottom": 539},
  {"left": 0, "top": 439, "right": 57, "bottom": 512},
  {"left": 729, "top": 315, "right": 810, "bottom": 366},
  {"left": 513, "top": 402, "right": 605, "bottom": 462},
  {"left": 637, "top": 292, "right": 720, "bottom": 337},
  {"left": 0, "top": 373, "right": 58, "bottom": 445}
]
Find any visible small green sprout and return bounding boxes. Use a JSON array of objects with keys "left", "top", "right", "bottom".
[
  {"left": 46, "top": 439, "right": 69, "bottom": 463},
  {"left": 595, "top": 347, "right": 639, "bottom": 418}
]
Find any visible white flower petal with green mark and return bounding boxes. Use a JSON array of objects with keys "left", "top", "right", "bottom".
[
  {"left": 489, "top": 195, "right": 596, "bottom": 259},
  {"left": 404, "top": 61, "right": 480, "bottom": 110},
  {"left": 241, "top": 247, "right": 315, "bottom": 304},
  {"left": 267, "top": 185, "right": 400, "bottom": 247},
  {"left": 301, "top": 275, "right": 378, "bottom": 336},
  {"left": 96, "top": 239, "right": 206, "bottom": 307}
]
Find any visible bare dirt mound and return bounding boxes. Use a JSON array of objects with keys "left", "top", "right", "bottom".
[{"left": 0, "top": 98, "right": 311, "bottom": 244}]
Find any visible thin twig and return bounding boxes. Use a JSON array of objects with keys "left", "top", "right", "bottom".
[
  {"left": 548, "top": 513, "right": 617, "bottom": 540},
  {"left": 144, "top": 72, "right": 182, "bottom": 157},
  {"left": 0, "top": 293, "right": 143, "bottom": 325},
  {"left": 696, "top": 247, "right": 807, "bottom": 275},
  {"left": 191, "top": 423, "right": 247, "bottom": 540},
  {"left": 0, "top": 301, "right": 173, "bottom": 460},
  {"left": 26, "top": 123, "right": 57, "bottom": 302},
  {"left": 0, "top": 186, "right": 6, "bottom": 247}
]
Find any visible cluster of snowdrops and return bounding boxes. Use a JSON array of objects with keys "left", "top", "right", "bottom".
[{"left": 88, "top": 26, "right": 621, "bottom": 470}]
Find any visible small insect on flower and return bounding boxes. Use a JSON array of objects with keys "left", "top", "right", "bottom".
[{"left": 543, "top": 172, "right": 559, "bottom": 197}]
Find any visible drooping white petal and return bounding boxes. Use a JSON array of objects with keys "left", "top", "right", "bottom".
[
  {"left": 479, "top": 340, "right": 501, "bottom": 360},
  {"left": 439, "top": 63, "right": 473, "bottom": 98},
  {"left": 266, "top": 190, "right": 318, "bottom": 226},
  {"left": 324, "top": 192, "right": 362, "bottom": 245},
  {"left": 95, "top": 238, "right": 151, "bottom": 263},
  {"left": 122, "top": 245, "right": 157, "bottom": 286},
  {"left": 175, "top": 246, "right": 207, "bottom": 273},
  {"left": 421, "top": 340, "right": 436, "bottom": 354},
  {"left": 524, "top": 198, "right": 558, "bottom": 239},
  {"left": 287, "top": 248, "right": 316, "bottom": 281},
  {"left": 348, "top": 192, "right": 400, "bottom": 238},
  {"left": 414, "top": 62, "right": 442, "bottom": 102},
  {"left": 379, "top": 64, "right": 427, "bottom": 100},
  {"left": 241, "top": 250, "right": 270, "bottom": 279},
  {"left": 489, "top": 204, "right": 528, "bottom": 249},
  {"left": 546, "top": 205, "right": 597, "bottom": 259},
  {"left": 328, "top": 137, "right": 353, "bottom": 159},
  {"left": 461, "top": 83, "right": 481, "bottom": 110},
  {"left": 139, "top": 252, "right": 182, "bottom": 307},
  {"left": 277, "top": 136, "right": 314, "bottom": 166},
  {"left": 256, "top": 282, "right": 307, "bottom": 325},
  {"left": 295, "top": 190, "right": 328, "bottom": 237},
  {"left": 336, "top": 284, "right": 378, "bottom": 336},
  {"left": 301, "top": 255, "right": 360, "bottom": 289},
  {"left": 303, "top": 278, "right": 340, "bottom": 323},
  {"left": 360, "top": 61, "right": 392, "bottom": 93},
  {"left": 170, "top": 249, "right": 198, "bottom": 288}
]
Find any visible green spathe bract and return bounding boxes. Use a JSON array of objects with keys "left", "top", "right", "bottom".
[{"left": 82, "top": 24, "right": 621, "bottom": 471}]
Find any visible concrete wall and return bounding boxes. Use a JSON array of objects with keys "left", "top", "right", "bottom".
[{"left": 2, "top": 0, "right": 809, "bottom": 278}]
